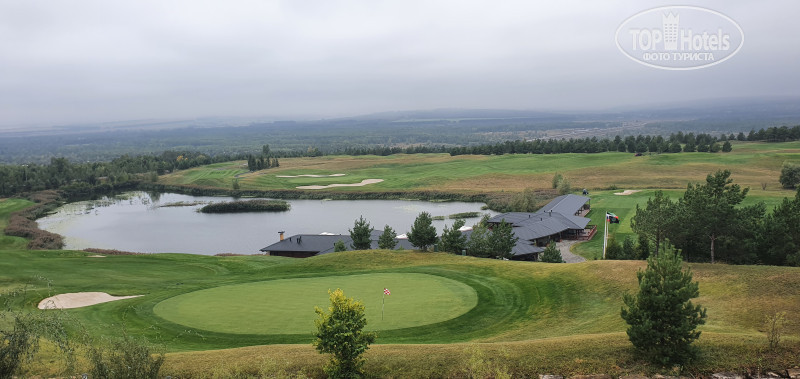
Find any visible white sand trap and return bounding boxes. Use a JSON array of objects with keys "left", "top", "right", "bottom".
[
  {"left": 614, "top": 190, "right": 642, "bottom": 195},
  {"left": 86, "top": 255, "right": 106, "bottom": 258},
  {"left": 296, "top": 179, "right": 384, "bottom": 190},
  {"left": 38, "top": 292, "right": 142, "bottom": 310},
  {"left": 277, "top": 173, "right": 346, "bottom": 178}
]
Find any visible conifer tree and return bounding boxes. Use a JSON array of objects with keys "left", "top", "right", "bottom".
[
  {"left": 407, "top": 212, "right": 437, "bottom": 251},
  {"left": 349, "top": 216, "right": 373, "bottom": 250},
  {"left": 621, "top": 249, "right": 706, "bottom": 365},
  {"left": 377, "top": 225, "right": 397, "bottom": 250}
]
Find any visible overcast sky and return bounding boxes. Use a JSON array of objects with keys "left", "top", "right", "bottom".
[{"left": 1, "top": 0, "right": 798, "bottom": 127}]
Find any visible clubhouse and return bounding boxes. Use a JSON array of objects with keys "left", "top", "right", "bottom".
[
  {"left": 260, "top": 194, "right": 594, "bottom": 260},
  {"left": 485, "top": 194, "right": 593, "bottom": 261}
]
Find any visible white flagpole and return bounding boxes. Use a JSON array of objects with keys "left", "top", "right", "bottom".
[
  {"left": 602, "top": 211, "right": 608, "bottom": 259},
  {"left": 381, "top": 291, "right": 385, "bottom": 321}
]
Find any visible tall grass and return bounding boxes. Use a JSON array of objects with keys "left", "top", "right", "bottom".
[{"left": 199, "top": 199, "right": 290, "bottom": 213}]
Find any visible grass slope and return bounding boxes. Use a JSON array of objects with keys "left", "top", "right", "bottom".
[{"left": 4, "top": 141, "right": 800, "bottom": 376}]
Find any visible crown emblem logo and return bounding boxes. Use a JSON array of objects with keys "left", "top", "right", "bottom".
[{"left": 662, "top": 12, "right": 679, "bottom": 51}]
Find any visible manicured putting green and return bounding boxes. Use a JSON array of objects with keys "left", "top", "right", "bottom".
[{"left": 153, "top": 273, "right": 477, "bottom": 334}]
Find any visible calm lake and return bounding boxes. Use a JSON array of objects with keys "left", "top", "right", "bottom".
[{"left": 37, "top": 192, "right": 495, "bottom": 255}]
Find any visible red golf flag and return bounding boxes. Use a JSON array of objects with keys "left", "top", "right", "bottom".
[{"left": 383, "top": 288, "right": 391, "bottom": 295}]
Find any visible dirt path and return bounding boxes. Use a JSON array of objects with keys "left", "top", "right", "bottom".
[{"left": 556, "top": 240, "right": 586, "bottom": 263}]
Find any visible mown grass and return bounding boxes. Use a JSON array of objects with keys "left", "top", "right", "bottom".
[
  {"left": 0, "top": 198, "right": 33, "bottom": 250},
  {"left": 160, "top": 141, "right": 800, "bottom": 197},
  {"left": 571, "top": 189, "right": 791, "bottom": 260},
  {"left": 4, "top": 142, "right": 800, "bottom": 376},
  {"left": 153, "top": 272, "right": 477, "bottom": 334}
]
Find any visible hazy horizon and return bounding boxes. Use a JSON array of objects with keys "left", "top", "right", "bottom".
[{"left": 2, "top": 1, "right": 799, "bottom": 128}]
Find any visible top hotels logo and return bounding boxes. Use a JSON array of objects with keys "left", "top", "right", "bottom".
[{"left": 615, "top": 6, "right": 744, "bottom": 70}]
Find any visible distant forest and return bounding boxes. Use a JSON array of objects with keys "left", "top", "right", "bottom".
[
  {"left": 2, "top": 107, "right": 799, "bottom": 164},
  {"left": 0, "top": 125, "right": 798, "bottom": 199}
]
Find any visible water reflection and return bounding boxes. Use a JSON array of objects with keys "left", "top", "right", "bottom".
[{"left": 37, "top": 192, "right": 495, "bottom": 255}]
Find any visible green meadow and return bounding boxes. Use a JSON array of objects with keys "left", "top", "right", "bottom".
[
  {"left": 161, "top": 141, "right": 800, "bottom": 199},
  {"left": 3, "top": 141, "right": 800, "bottom": 377}
]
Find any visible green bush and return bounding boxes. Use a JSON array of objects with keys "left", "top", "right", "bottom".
[
  {"left": 779, "top": 162, "right": 800, "bottom": 189},
  {"left": 0, "top": 287, "right": 74, "bottom": 378},
  {"left": 88, "top": 335, "right": 165, "bottom": 379},
  {"left": 540, "top": 242, "right": 563, "bottom": 263},
  {"left": 199, "top": 199, "right": 290, "bottom": 213},
  {"left": 313, "top": 289, "right": 376, "bottom": 378}
]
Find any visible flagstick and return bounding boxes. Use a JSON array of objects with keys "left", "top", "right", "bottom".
[
  {"left": 381, "top": 292, "right": 385, "bottom": 321},
  {"left": 602, "top": 210, "right": 608, "bottom": 259}
]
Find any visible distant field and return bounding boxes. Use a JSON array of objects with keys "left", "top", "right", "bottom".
[{"left": 160, "top": 141, "right": 800, "bottom": 199}]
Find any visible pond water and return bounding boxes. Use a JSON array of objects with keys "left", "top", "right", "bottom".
[{"left": 37, "top": 192, "right": 495, "bottom": 255}]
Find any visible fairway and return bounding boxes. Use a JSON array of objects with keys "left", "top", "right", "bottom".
[
  {"left": 153, "top": 273, "right": 478, "bottom": 334},
  {"left": 159, "top": 141, "right": 800, "bottom": 196}
]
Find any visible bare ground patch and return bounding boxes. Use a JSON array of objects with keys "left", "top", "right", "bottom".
[
  {"left": 277, "top": 173, "right": 345, "bottom": 178},
  {"left": 296, "top": 179, "right": 384, "bottom": 189},
  {"left": 38, "top": 292, "right": 142, "bottom": 309},
  {"left": 613, "top": 190, "right": 641, "bottom": 195}
]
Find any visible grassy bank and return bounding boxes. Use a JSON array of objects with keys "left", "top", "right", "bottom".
[
  {"left": 3, "top": 192, "right": 800, "bottom": 376},
  {"left": 3, "top": 242, "right": 799, "bottom": 376}
]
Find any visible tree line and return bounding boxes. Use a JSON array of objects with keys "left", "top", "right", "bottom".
[
  {"left": 0, "top": 151, "right": 248, "bottom": 198},
  {"left": 340, "top": 213, "right": 519, "bottom": 259},
  {"left": 246, "top": 145, "right": 280, "bottom": 171},
  {"left": 630, "top": 170, "right": 800, "bottom": 266},
  {"left": 447, "top": 133, "right": 733, "bottom": 156}
]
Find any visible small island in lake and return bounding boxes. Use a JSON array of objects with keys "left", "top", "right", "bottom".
[{"left": 199, "top": 199, "right": 290, "bottom": 213}]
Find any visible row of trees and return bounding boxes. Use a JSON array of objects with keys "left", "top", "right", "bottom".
[
  {"left": 342, "top": 213, "right": 520, "bottom": 259},
  {"left": 0, "top": 151, "right": 246, "bottom": 197},
  {"left": 631, "top": 170, "right": 800, "bottom": 266},
  {"left": 447, "top": 134, "right": 733, "bottom": 156},
  {"left": 245, "top": 145, "right": 280, "bottom": 171},
  {"left": 744, "top": 125, "right": 800, "bottom": 142}
]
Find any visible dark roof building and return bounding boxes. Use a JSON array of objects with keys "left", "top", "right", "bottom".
[
  {"left": 260, "top": 230, "right": 415, "bottom": 258},
  {"left": 260, "top": 194, "right": 593, "bottom": 260},
  {"left": 486, "top": 194, "right": 592, "bottom": 261}
]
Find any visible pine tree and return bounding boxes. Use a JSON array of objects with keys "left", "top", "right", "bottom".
[
  {"left": 488, "top": 220, "right": 518, "bottom": 259},
  {"left": 604, "top": 236, "right": 622, "bottom": 259},
  {"left": 465, "top": 224, "right": 491, "bottom": 257},
  {"left": 439, "top": 219, "right": 467, "bottom": 254},
  {"left": 621, "top": 236, "right": 636, "bottom": 259},
  {"left": 349, "top": 216, "right": 374, "bottom": 250},
  {"left": 621, "top": 249, "right": 706, "bottom": 365},
  {"left": 631, "top": 190, "right": 676, "bottom": 256},
  {"left": 377, "top": 225, "right": 397, "bottom": 250},
  {"left": 540, "top": 242, "right": 563, "bottom": 263},
  {"left": 407, "top": 212, "right": 437, "bottom": 251}
]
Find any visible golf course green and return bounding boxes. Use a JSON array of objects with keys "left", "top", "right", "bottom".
[
  {"left": 153, "top": 273, "right": 477, "bottom": 334},
  {"left": 3, "top": 141, "right": 800, "bottom": 377}
]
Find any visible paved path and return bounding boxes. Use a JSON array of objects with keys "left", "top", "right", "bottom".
[{"left": 556, "top": 240, "right": 586, "bottom": 263}]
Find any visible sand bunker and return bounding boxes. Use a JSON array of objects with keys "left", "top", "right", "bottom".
[
  {"left": 614, "top": 190, "right": 642, "bottom": 195},
  {"left": 277, "top": 174, "right": 346, "bottom": 178},
  {"left": 296, "top": 179, "right": 384, "bottom": 190},
  {"left": 38, "top": 292, "right": 142, "bottom": 310}
]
